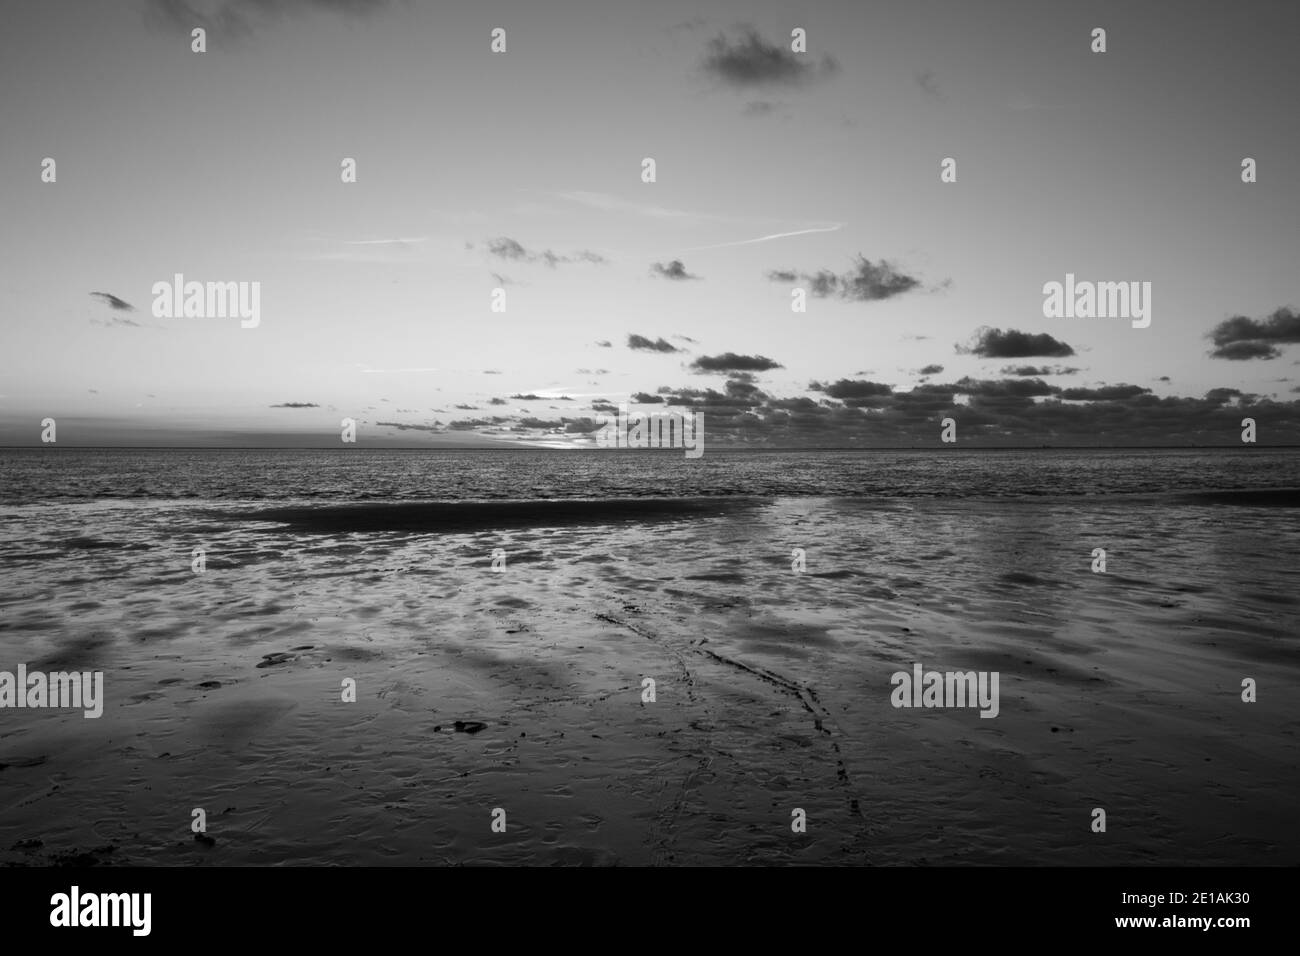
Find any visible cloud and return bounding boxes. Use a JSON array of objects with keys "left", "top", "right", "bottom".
[
  {"left": 488, "top": 398, "right": 507, "bottom": 405},
  {"left": 145, "top": 0, "right": 394, "bottom": 39},
  {"left": 628, "top": 334, "right": 682, "bottom": 353},
  {"left": 1000, "top": 364, "right": 1080, "bottom": 376},
  {"left": 509, "top": 393, "right": 573, "bottom": 402},
  {"left": 650, "top": 260, "right": 699, "bottom": 280},
  {"left": 767, "top": 255, "right": 925, "bottom": 302},
  {"left": 743, "top": 101, "right": 778, "bottom": 116},
  {"left": 377, "top": 420, "right": 443, "bottom": 433},
  {"left": 595, "top": 340, "right": 612, "bottom": 348},
  {"left": 1208, "top": 307, "right": 1300, "bottom": 359},
  {"left": 915, "top": 69, "right": 942, "bottom": 99},
  {"left": 1211, "top": 341, "right": 1281, "bottom": 361},
  {"left": 485, "top": 236, "right": 606, "bottom": 268},
  {"left": 701, "top": 26, "right": 838, "bottom": 87},
  {"left": 271, "top": 402, "right": 320, "bottom": 408},
  {"left": 961, "top": 327, "right": 1076, "bottom": 358},
  {"left": 630, "top": 392, "right": 665, "bottom": 404},
  {"left": 918, "top": 364, "right": 944, "bottom": 375},
  {"left": 1059, "top": 385, "right": 1150, "bottom": 401},
  {"left": 90, "top": 292, "right": 135, "bottom": 311},
  {"left": 691, "top": 353, "right": 783, "bottom": 373}
]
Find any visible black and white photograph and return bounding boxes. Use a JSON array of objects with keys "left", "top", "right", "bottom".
[{"left": 0, "top": 0, "right": 1296, "bottom": 935}]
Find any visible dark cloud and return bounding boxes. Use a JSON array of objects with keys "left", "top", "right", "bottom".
[
  {"left": 508, "top": 393, "right": 572, "bottom": 401},
  {"left": 701, "top": 26, "right": 839, "bottom": 88},
  {"left": 90, "top": 292, "right": 135, "bottom": 311},
  {"left": 485, "top": 236, "right": 605, "bottom": 268},
  {"left": 1000, "top": 364, "right": 1080, "bottom": 377},
  {"left": 444, "top": 374, "right": 1300, "bottom": 447},
  {"left": 270, "top": 402, "right": 320, "bottom": 408},
  {"left": 1211, "top": 340, "right": 1281, "bottom": 361},
  {"left": 628, "top": 334, "right": 681, "bottom": 353},
  {"left": 961, "top": 327, "right": 1076, "bottom": 358},
  {"left": 1058, "top": 385, "right": 1149, "bottom": 401},
  {"left": 488, "top": 398, "right": 507, "bottom": 406},
  {"left": 691, "top": 353, "right": 783, "bottom": 373},
  {"left": 918, "top": 364, "right": 944, "bottom": 375},
  {"left": 1208, "top": 307, "right": 1300, "bottom": 359},
  {"left": 453, "top": 404, "right": 479, "bottom": 410},
  {"left": 955, "top": 377, "right": 1058, "bottom": 398},
  {"left": 767, "top": 256, "right": 925, "bottom": 302},
  {"left": 595, "top": 340, "right": 612, "bottom": 348},
  {"left": 650, "top": 260, "right": 699, "bottom": 280}
]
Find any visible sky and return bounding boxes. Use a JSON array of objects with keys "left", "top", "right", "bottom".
[{"left": 1, "top": 0, "right": 1298, "bottom": 447}]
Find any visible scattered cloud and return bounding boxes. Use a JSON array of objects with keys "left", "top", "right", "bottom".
[
  {"left": 701, "top": 26, "right": 839, "bottom": 88},
  {"left": 1000, "top": 364, "right": 1080, "bottom": 377},
  {"left": 485, "top": 236, "right": 605, "bottom": 268},
  {"left": 628, "top": 334, "right": 682, "bottom": 353},
  {"left": 90, "top": 292, "right": 135, "bottom": 311},
  {"left": 960, "top": 327, "right": 1076, "bottom": 358},
  {"left": 692, "top": 352, "right": 783, "bottom": 373},
  {"left": 271, "top": 402, "right": 320, "bottom": 408},
  {"left": 650, "top": 260, "right": 699, "bottom": 281},
  {"left": 766, "top": 255, "right": 926, "bottom": 302},
  {"left": 1208, "top": 307, "right": 1300, "bottom": 360}
]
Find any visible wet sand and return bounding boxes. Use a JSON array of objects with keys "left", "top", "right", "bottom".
[{"left": 1, "top": 494, "right": 1297, "bottom": 865}]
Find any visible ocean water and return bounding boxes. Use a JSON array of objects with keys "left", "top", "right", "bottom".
[
  {"left": 0, "top": 448, "right": 1297, "bottom": 865},
  {"left": 1, "top": 446, "right": 1297, "bottom": 503}
]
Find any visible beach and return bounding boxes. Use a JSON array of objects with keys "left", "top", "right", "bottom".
[{"left": 1, "top": 449, "right": 1297, "bottom": 865}]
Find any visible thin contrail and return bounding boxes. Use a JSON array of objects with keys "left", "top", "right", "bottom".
[{"left": 678, "top": 222, "right": 844, "bottom": 253}]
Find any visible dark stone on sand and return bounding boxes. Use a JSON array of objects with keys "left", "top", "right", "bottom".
[
  {"left": 11, "top": 839, "right": 42, "bottom": 851},
  {"left": 196, "top": 680, "right": 222, "bottom": 689},
  {"left": 453, "top": 720, "right": 487, "bottom": 734},
  {"left": 256, "top": 652, "right": 295, "bottom": 668},
  {"left": 194, "top": 833, "right": 216, "bottom": 847}
]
